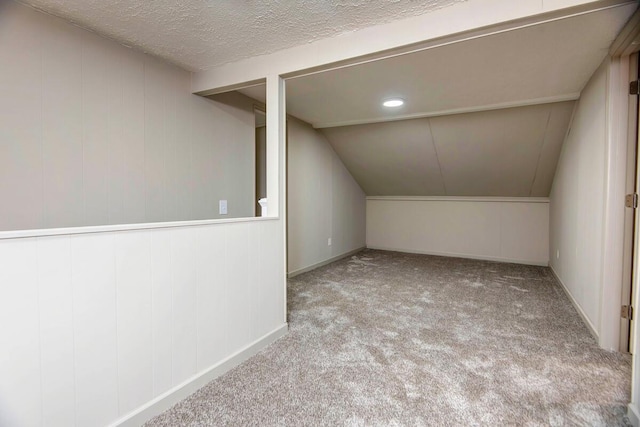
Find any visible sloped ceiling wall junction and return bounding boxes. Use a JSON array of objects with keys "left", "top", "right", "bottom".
[
  {"left": 284, "top": 3, "right": 636, "bottom": 197},
  {"left": 321, "top": 102, "right": 574, "bottom": 197}
]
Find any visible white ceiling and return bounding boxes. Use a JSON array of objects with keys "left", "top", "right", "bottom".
[
  {"left": 285, "top": 3, "right": 635, "bottom": 128},
  {"left": 17, "top": 0, "right": 463, "bottom": 72},
  {"left": 321, "top": 102, "right": 575, "bottom": 197}
]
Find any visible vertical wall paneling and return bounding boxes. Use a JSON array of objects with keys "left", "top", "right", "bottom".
[
  {"left": 195, "top": 225, "right": 228, "bottom": 370},
  {"left": 144, "top": 57, "right": 168, "bottom": 224},
  {"left": 550, "top": 59, "right": 608, "bottom": 334},
  {"left": 41, "top": 18, "right": 84, "bottom": 229},
  {"left": 171, "top": 70, "right": 194, "bottom": 222},
  {"left": 0, "top": 4, "right": 44, "bottom": 231},
  {"left": 366, "top": 198, "right": 550, "bottom": 265},
  {"left": 287, "top": 117, "right": 367, "bottom": 275},
  {"left": 225, "top": 223, "right": 253, "bottom": 352},
  {"left": 262, "top": 220, "right": 286, "bottom": 326},
  {"left": 37, "top": 236, "right": 75, "bottom": 426},
  {"left": 163, "top": 65, "right": 182, "bottom": 222},
  {"left": 190, "top": 96, "right": 217, "bottom": 220},
  {"left": 71, "top": 233, "right": 119, "bottom": 426},
  {"left": 206, "top": 92, "right": 258, "bottom": 219},
  {"left": 106, "top": 41, "right": 126, "bottom": 226},
  {"left": 150, "top": 230, "right": 174, "bottom": 397},
  {"left": 499, "top": 202, "right": 550, "bottom": 263},
  {"left": 119, "top": 50, "right": 147, "bottom": 225},
  {"left": 115, "top": 231, "right": 153, "bottom": 415},
  {"left": 0, "top": 3, "right": 287, "bottom": 425},
  {"left": 248, "top": 221, "right": 267, "bottom": 340},
  {"left": 170, "top": 228, "right": 198, "bottom": 385},
  {"left": 0, "top": 238, "right": 41, "bottom": 427},
  {"left": 0, "top": 219, "right": 286, "bottom": 426},
  {"left": 81, "top": 32, "right": 110, "bottom": 227},
  {"left": 0, "top": 1, "right": 257, "bottom": 234}
]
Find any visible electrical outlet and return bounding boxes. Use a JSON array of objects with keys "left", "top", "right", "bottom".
[
  {"left": 219, "top": 200, "right": 228, "bottom": 215},
  {"left": 328, "top": 238, "right": 332, "bottom": 246},
  {"left": 556, "top": 249, "right": 560, "bottom": 259}
]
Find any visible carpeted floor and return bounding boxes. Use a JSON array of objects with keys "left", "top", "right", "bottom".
[{"left": 146, "top": 249, "right": 632, "bottom": 426}]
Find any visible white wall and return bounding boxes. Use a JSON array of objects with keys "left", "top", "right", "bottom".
[
  {"left": 287, "top": 117, "right": 366, "bottom": 275},
  {"left": 549, "top": 59, "right": 608, "bottom": 337},
  {"left": 0, "top": 3, "right": 287, "bottom": 426},
  {"left": 367, "top": 197, "right": 550, "bottom": 266},
  {"left": 0, "top": 1, "right": 255, "bottom": 232}
]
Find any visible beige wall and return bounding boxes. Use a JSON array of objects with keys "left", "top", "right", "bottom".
[
  {"left": 0, "top": 2, "right": 255, "bottom": 232},
  {"left": 287, "top": 117, "right": 366, "bottom": 275},
  {"left": 549, "top": 59, "right": 608, "bottom": 337},
  {"left": 367, "top": 197, "right": 550, "bottom": 265}
]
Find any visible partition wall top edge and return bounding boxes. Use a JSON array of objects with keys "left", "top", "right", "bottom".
[{"left": 0, "top": 216, "right": 279, "bottom": 241}]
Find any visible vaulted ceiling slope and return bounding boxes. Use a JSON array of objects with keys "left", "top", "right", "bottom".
[
  {"left": 16, "top": 0, "right": 463, "bottom": 71},
  {"left": 285, "top": 3, "right": 633, "bottom": 198},
  {"left": 320, "top": 102, "right": 575, "bottom": 197}
]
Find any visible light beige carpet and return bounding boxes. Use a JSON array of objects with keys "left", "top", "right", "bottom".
[{"left": 146, "top": 249, "right": 631, "bottom": 426}]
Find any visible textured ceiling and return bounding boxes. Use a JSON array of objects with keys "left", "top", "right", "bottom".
[
  {"left": 18, "top": 0, "right": 464, "bottom": 71},
  {"left": 286, "top": 3, "right": 635, "bottom": 128},
  {"left": 320, "top": 102, "right": 575, "bottom": 197}
]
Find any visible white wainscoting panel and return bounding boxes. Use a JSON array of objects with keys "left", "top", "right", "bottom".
[
  {"left": 37, "top": 237, "right": 75, "bottom": 426},
  {"left": 0, "top": 219, "right": 286, "bottom": 427},
  {"left": 115, "top": 231, "right": 153, "bottom": 415},
  {"left": 366, "top": 197, "right": 549, "bottom": 265},
  {"left": 72, "top": 233, "right": 119, "bottom": 426},
  {"left": 0, "top": 239, "right": 41, "bottom": 427}
]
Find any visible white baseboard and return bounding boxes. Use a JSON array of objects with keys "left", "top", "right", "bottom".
[
  {"left": 629, "top": 403, "right": 640, "bottom": 427},
  {"left": 109, "top": 323, "right": 289, "bottom": 427},
  {"left": 365, "top": 245, "right": 548, "bottom": 267},
  {"left": 287, "top": 247, "right": 365, "bottom": 278},
  {"left": 548, "top": 266, "right": 599, "bottom": 342}
]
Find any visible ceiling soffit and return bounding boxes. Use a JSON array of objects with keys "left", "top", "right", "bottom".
[{"left": 285, "top": 4, "right": 635, "bottom": 129}]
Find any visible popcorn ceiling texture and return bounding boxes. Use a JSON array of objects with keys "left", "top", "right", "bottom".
[
  {"left": 18, "top": 0, "right": 464, "bottom": 71},
  {"left": 146, "top": 250, "right": 631, "bottom": 426}
]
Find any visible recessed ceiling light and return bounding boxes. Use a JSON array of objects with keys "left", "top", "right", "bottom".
[{"left": 383, "top": 98, "right": 404, "bottom": 108}]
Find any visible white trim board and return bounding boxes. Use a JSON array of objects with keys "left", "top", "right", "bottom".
[
  {"left": 366, "top": 245, "right": 549, "bottom": 267},
  {"left": 314, "top": 94, "right": 580, "bottom": 129},
  {"left": 549, "top": 266, "right": 599, "bottom": 341},
  {"left": 0, "top": 216, "right": 278, "bottom": 241},
  {"left": 109, "top": 324, "right": 288, "bottom": 427},
  {"left": 287, "top": 247, "right": 365, "bottom": 278},
  {"left": 366, "top": 196, "right": 550, "bottom": 203}
]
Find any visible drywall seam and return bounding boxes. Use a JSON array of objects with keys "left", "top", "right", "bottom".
[
  {"left": 529, "top": 107, "right": 554, "bottom": 196},
  {"left": 108, "top": 323, "right": 288, "bottom": 427},
  {"left": 366, "top": 245, "right": 548, "bottom": 267},
  {"left": 549, "top": 265, "right": 599, "bottom": 341},
  {"left": 426, "top": 118, "right": 447, "bottom": 195},
  {"left": 287, "top": 247, "right": 365, "bottom": 278}
]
